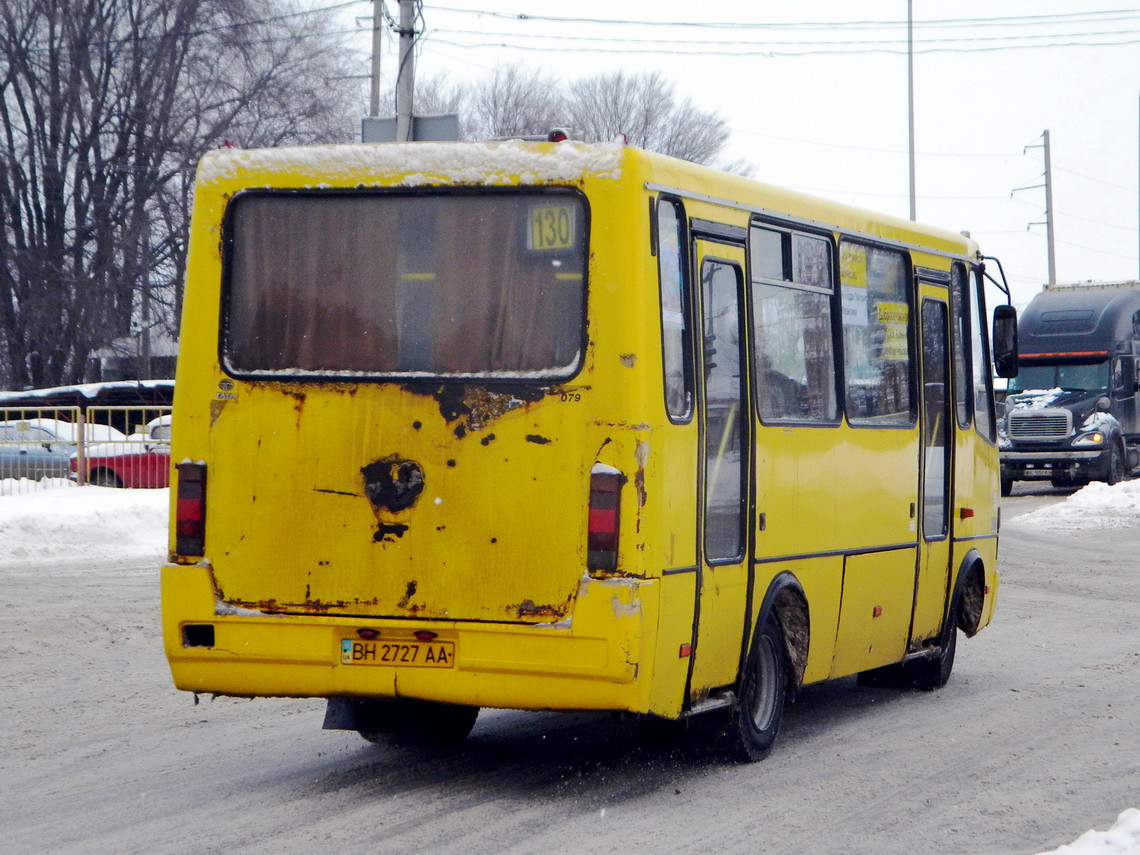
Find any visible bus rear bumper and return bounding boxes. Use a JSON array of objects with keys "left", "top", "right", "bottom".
[{"left": 162, "top": 564, "right": 657, "bottom": 714}]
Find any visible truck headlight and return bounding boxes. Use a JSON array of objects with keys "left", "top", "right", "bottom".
[{"left": 1072, "top": 431, "right": 1105, "bottom": 447}]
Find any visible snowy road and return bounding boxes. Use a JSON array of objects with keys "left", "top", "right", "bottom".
[{"left": 3, "top": 485, "right": 1139, "bottom": 854}]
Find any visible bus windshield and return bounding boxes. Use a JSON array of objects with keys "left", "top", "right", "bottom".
[
  {"left": 222, "top": 190, "right": 587, "bottom": 379},
  {"left": 1007, "top": 360, "right": 1110, "bottom": 394}
]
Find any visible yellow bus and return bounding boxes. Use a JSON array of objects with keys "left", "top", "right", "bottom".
[{"left": 162, "top": 137, "right": 1018, "bottom": 760}]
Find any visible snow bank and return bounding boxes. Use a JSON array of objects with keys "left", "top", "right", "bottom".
[
  {"left": 1039, "top": 809, "right": 1140, "bottom": 855},
  {"left": 1016, "top": 480, "right": 1140, "bottom": 530},
  {"left": 0, "top": 483, "right": 168, "bottom": 563}
]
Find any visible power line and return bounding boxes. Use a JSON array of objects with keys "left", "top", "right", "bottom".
[
  {"left": 1056, "top": 211, "right": 1140, "bottom": 233},
  {"left": 423, "top": 5, "right": 1140, "bottom": 31},
  {"left": 1054, "top": 238, "right": 1138, "bottom": 260},
  {"left": 426, "top": 35, "right": 1140, "bottom": 57},
  {"left": 426, "top": 25, "right": 1140, "bottom": 50},
  {"left": 1056, "top": 167, "right": 1136, "bottom": 193},
  {"left": 733, "top": 127, "right": 1032, "bottom": 158}
]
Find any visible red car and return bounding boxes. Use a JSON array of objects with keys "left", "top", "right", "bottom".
[{"left": 72, "top": 415, "right": 171, "bottom": 488}]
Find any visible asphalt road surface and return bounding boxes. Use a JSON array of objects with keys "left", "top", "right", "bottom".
[{"left": 5, "top": 485, "right": 1137, "bottom": 855}]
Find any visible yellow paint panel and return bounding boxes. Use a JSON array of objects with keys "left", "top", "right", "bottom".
[{"left": 831, "top": 549, "right": 915, "bottom": 678}]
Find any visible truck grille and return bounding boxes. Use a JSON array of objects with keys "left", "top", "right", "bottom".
[{"left": 1008, "top": 408, "right": 1072, "bottom": 440}]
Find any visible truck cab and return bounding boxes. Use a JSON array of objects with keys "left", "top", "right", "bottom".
[{"left": 999, "top": 282, "right": 1140, "bottom": 494}]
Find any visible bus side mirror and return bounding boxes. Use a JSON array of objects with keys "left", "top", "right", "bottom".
[{"left": 992, "top": 304, "right": 1018, "bottom": 378}]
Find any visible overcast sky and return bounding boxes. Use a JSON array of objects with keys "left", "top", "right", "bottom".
[{"left": 337, "top": 0, "right": 1140, "bottom": 307}]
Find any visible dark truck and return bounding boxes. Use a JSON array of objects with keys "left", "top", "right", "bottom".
[{"left": 999, "top": 281, "right": 1140, "bottom": 495}]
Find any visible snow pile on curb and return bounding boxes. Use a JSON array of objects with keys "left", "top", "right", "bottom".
[
  {"left": 1017, "top": 481, "right": 1140, "bottom": 529},
  {"left": 1038, "top": 809, "right": 1140, "bottom": 854},
  {"left": 0, "top": 484, "right": 168, "bottom": 562}
]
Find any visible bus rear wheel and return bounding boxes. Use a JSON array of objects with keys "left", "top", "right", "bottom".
[
  {"left": 360, "top": 699, "right": 479, "bottom": 748},
  {"left": 730, "top": 614, "right": 787, "bottom": 762}
]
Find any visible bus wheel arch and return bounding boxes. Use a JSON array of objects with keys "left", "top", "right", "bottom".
[
  {"left": 954, "top": 549, "right": 986, "bottom": 639},
  {"left": 753, "top": 572, "right": 810, "bottom": 694},
  {"left": 770, "top": 582, "right": 809, "bottom": 694}
]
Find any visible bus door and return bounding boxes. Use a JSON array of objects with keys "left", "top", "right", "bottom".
[
  {"left": 911, "top": 282, "right": 953, "bottom": 644},
  {"left": 688, "top": 239, "right": 752, "bottom": 698}
]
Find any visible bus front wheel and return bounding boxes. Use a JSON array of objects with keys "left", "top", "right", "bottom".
[
  {"left": 858, "top": 625, "right": 957, "bottom": 690},
  {"left": 730, "top": 614, "right": 787, "bottom": 762}
]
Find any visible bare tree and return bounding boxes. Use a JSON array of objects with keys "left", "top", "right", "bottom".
[
  {"left": 414, "top": 64, "right": 740, "bottom": 168},
  {"left": 567, "top": 70, "right": 732, "bottom": 165},
  {"left": 0, "top": 0, "right": 359, "bottom": 389},
  {"left": 464, "top": 63, "right": 565, "bottom": 140}
]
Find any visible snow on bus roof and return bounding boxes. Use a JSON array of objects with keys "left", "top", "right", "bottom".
[{"left": 196, "top": 140, "right": 625, "bottom": 187}]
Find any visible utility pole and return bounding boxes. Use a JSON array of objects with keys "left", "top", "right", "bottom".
[
  {"left": 1015, "top": 130, "right": 1058, "bottom": 286},
  {"left": 361, "top": 0, "right": 456, "bottom": 143},
  {"left": 395, "top": 0, "right": 416, "bottom": 143},
  {"left": 1043, "top": 128, "right": 1057, "bottom": 286},
  {"left": 907, "top": 0, "right": 916, "bottom": 221},
  {"left": 368, "top": 0, "right": 383, "bottom": 117}
]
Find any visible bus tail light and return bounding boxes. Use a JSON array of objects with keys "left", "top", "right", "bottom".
[
  {"left": 176, "top": 462, "right": 207, "bottom": 555},
  {"left": 587, "top": 468, "right": 626, "bottom": 572}
]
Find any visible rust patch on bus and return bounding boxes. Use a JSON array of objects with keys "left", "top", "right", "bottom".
[
  {"left": 526, "top": 434, "right": 552, "bottom": 445},
  {"left": 397, "top": 581, "right": 418, "bottom": 610},
  {"left": 374, "top": 523, "right": 409, "bottom": 541},
  {"left": 513, "top": 599, "right": 565, "bottom": 619},
  {"left": 362, "top": 455, "right": 424, "bottom": 542},
  {"left": 400, "top": 383, "right": 560, "bottom": 436},
  {"left": 361, "top": 455, "right": 424, "bottom": 512}
]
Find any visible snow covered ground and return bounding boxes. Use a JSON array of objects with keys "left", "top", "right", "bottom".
[
  {"left": 1014, "top": 480, "right": 1140, "bottom": 531},
  {"left": 1, "top": 479, "right": 1138, "bottom": 854},
  {"left": 1040, "top": 811, "right": 1140, "bottom": 855},
  {"left": 0, "top": 480, "right": 168, "bottom": 563}
]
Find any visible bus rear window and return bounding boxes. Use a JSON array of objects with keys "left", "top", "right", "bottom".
[{"left": 222, "top": 190, "right": 587, "bottom": 379}]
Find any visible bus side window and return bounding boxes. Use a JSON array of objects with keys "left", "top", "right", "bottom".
[
  {"left": 656, "top": 198, "right": 693, "bottom": 421},
  {"left": 750, "top": 225, "right": 839, "bottom": 423},
  {"left": 950, "top": 263, "right": 972, "bottom": 429},
  {"left": 839, "top": 241, "right": 913, "bottom": 424}
]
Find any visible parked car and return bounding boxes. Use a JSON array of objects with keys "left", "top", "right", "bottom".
[
  {"left": 72, "top": 415, "right": 171, "bottom": 488},
  {"left": 0, "top": 418, "right": 126, "bottom": 482}
]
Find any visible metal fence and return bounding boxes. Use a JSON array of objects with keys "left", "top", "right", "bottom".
[{"left": 0, "top": 405, "right": 172, "bottom": 495}]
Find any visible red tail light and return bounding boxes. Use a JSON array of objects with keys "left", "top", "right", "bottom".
[
  {"left": 176, "top": 462, "right": 207, "bottom": 555},
  {"left": 587, "top": 468, "right": 626, "bottom": 572}
]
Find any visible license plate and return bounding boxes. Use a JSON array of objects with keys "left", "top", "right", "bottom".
[
  {"left": 1023, "top": 468, "right": 1051, "bottom": 476},
  {"left": 340, "top": 639, "right": 455, "bottom": 668}
]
